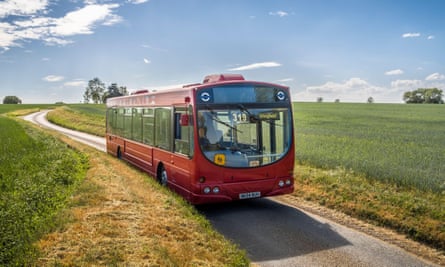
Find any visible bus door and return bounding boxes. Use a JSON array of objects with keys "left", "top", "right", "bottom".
[{"left": 171, "top": 106, "right": 194, "bottom": 193}]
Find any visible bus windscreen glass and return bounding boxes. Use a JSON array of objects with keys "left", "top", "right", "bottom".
[{"left": 197, "top": 105, "right": 292, "bottom": 168}]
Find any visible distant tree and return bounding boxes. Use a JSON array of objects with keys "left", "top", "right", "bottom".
[
  {"left": 335, "top": 99, "right": 340, "bottom": 103},
  {"left": 317, "top": 97, "right": 323, "bottom": 103},
  {"left": 103, "top": 83, "right": 129, "bottom": 103},
  {"left": 403, "top": 88, "right": 444, "bottom": 104},
  {"left": 367, "top": 97, "right": 374, "bottom": 104},
  {"left": 84, "top": 78, "right": 106, "bottom": 104},
  {"left": 2, "top": 96, "right": 22, "bottom": 104}
]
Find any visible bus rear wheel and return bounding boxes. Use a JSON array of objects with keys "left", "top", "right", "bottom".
[{"left": 157, "top": 165, "right": 168, "bottom": 186}]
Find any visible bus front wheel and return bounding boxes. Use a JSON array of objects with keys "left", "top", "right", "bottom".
[{"left": 157, "top": 165, "right": 168, "bottom": 186}]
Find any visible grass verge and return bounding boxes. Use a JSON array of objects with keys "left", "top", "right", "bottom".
[
  {"left": 46, "top": 105, "right": 105, "bottom": 137},
  {"left": 35, "top": 131, "right": 249, "bottom": 266},
  {"left": 292, "top": 163, "right": 445, "bottom": 252}
]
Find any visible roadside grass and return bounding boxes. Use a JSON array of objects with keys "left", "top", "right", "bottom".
[
  {"left": 46, "top": 105, "right": 105, "bottom": 136},
  {"left": 293, "top": 164, "right": 445, "bottom": 251},
  {"left": 35, "top": 128, "right": 249, "bottom": 266},
  {"left": 0, "top": 116, "right": 88, "bottom": 265}
]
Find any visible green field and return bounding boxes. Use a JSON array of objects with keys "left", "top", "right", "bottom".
[
  {"left": 293, "top": 102, "right": 445, "bottom": 193},
  {"left": 0, "top": 104, "right": 60, "bottom": 115},
  {"left": 0, "top": 116, "right": 88, "bottom": 265}
]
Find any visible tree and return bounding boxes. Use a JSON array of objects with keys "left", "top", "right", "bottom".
[
  {"left": 403, "top": 88, "right": 444, "bottom": 104},
  {"left": 103, "top": 83, "right": 128, "bottom": 103},
  {"left": 317, "top": 97, "right": 323, "bottom": 103},
  {"left": 367, "top": 97, "right": 374, "bottom": 104},
  {"left": 2, "top": 96, "right": 22, "bottom": 104},
  {"left": 84, "top": 78, "right": 105, "bottom": 104}
]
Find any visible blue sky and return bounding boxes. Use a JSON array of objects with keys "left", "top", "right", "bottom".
[{"left": 1, "top": 0, "right": 444, "bottom": 103}]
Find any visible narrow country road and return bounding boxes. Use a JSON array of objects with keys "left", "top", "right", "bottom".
[
  {"left": 24, "top": 110, "right": 439, "bottom": 267},
  {"left": 23, "top": 110, "right": 106, "bottom": 152}
]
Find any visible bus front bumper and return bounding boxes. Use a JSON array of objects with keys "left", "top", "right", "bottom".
[{"left": 189, "top": 177, "right": 294, "bottom": 205}]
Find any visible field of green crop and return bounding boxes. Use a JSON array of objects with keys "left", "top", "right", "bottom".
[
  {"left": 293, "top": 103, "right": 445, "bottom": 193},
  {"left": 0, "top": 116, "right": 88, "bottom": 265}
]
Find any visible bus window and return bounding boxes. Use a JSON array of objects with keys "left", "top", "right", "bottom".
[
  {"left": 155, "top": 107, "right": 172, "bottom": 150},
  {"left": 133, "top": 108, "right": 143, "bottom": 143},
  {"left": 106, "top": 108, "right": 116, "bottom": 134},
  {"left": 123, "top": 108, "right": 133, "bottom": 139},
  {"left": 116, "top": 108, "right": 125, "bottom": 136},
  {"left": 142, "top": 108, "right": 154, "bottom": 145}
]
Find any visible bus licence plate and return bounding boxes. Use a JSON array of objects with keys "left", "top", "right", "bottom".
[{"left": 239, "top": 191, "right": 261, "bottom": 199}]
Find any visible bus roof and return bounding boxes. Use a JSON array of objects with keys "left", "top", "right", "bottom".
[{"left": 106, "top": 74, "right": 289, "bottom": 107}]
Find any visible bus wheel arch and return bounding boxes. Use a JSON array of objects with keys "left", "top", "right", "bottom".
[{"left": 157, "top": 163, "right": 168, "bottom": 186}]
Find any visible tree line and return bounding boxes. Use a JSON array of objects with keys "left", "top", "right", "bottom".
[
  {"left": 403, "top": 88, "right": 444, "bottom": 104},
  {"left": 83, "top": 77, "right": 129, "bottom": 104}
]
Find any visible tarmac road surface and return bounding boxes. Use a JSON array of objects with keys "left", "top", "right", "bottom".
[
  {"left": 23, "top": 110, "right": 106, "bottom": 152},
  {"left": 24, "top": 110, "right": 438, "bottom": 267}
]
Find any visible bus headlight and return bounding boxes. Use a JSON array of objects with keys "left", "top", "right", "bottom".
[
  {"left": 212, "top": 187, "right": 220, "bottom": 194},
  {"left": 278, "top": 180, "right": 285, "bottom": 187},
  {"left": 285, "top": 179, "right": 291, "bottom": 185},
  {"left": 203, "top": 187, "right": 211, "bottom": 194}
]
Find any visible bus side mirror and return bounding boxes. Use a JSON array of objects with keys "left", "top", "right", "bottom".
[{"left": 180, "top": 114, "right": 189, "bottom": 126}]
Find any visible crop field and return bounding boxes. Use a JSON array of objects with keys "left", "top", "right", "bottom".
[
  {"left": 0, "top": 104, "right": 60, "bottom": 115},
  {"left": 0, "top": 116, "right": 88, "bottom": 265},
  {"left": 293, "top": 102, "right": 445, "bottom": 193}
]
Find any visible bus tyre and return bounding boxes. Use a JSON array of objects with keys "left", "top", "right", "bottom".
[
  {"left": 117, "top": 147, "right": 122, "bottom": 159},
  {"left": 158, "top": 165, "right": 168, "bottom": 186}
]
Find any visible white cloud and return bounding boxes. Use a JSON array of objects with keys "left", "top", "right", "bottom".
[
  {"left": 269, "top": 11, "right": 288, "bottom": 17},
  {"left": 385, "top": 69, "right": 403, "bottom": 76},
  {"left": 64, "top": 79, "right": 86, "bottom": 87},
  {"left": 228, "top": 62, "right": 281, "bottom": 71},
  {"left": 0, "top": 0, "right": 49, "bottom": 18},
  {"left": 276, "top": 78, "right": 294, "bottom": 82},
  {"left": 427, "top": 35, "right": 435, "bottom": 40},
  {"left": 43, "top": 75, "right": 64, "bottom": 82},
  {"left": 402, "top": 32, "right": 421, "bottom": 38},
  {"left": 0, "top": 2, "right": 122, "bottom": 49},
  {"left": 425, "top": 72, "right": 445, "bottom": 81},
  {"left": 304, "top": 78, "right": 384, "bottom": 100},
  {"left": 143, "top": 58, "right": 151, "bottom": 64},
  {"left": 391, "top": 79, "right": 421, "bottom": 88},
  {"left": 50, "top": 4, "right": 121, "bottom": 36},
  {"left": 127, "top": 0, "right": 149, "bottom": 4},
  {"left": 307, "top": 78, "right": 372, "bottom": 94}
]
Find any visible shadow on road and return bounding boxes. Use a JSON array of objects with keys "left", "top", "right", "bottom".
[{"left": 197, "top": 198, "right": 350, "bottom": 262}]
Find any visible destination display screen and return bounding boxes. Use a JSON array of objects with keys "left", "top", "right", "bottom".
[{"left": 197, "top": 85, "right": 288, "bottom": 104}]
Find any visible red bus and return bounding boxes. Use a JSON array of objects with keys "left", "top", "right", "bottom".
[{"left": 106, "top": 74, "right": 294, "bottom": 204}]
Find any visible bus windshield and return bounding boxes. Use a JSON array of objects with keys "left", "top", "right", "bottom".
[{"left": 197, "top": 105, "right": 292, "bottom": 168}]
